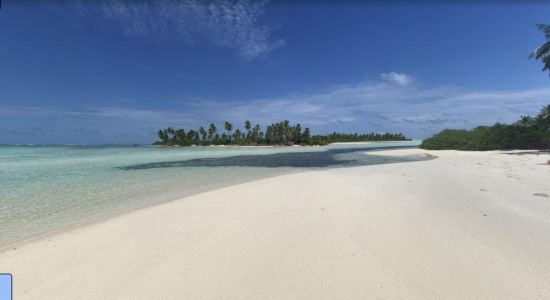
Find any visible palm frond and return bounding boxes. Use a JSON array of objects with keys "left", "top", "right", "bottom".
[
  {"left": 530, "top": 41, "right": 550, "bottom": 59},
  {"left": 536, "top": 24, "right": 550, "bottom": 39},
  {"left": 531, "top": 25, "right": 550, "bottom": 75}
]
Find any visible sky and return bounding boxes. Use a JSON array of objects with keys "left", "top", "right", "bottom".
[{"left": 1, "top": 0, "right": 550, "bottom": 144}]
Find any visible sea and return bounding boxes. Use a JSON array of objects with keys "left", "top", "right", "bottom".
[{"left": 0, "top": 141, "right": 424, "bottom": 247}]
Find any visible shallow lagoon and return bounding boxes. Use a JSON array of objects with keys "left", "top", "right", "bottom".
[{"left": 0, "top": 141, "right": 424, "bottom": 247}]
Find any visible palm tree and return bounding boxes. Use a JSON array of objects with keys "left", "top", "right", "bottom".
[
  {"left": 187, "top": 130, "right": 197, "bottom": 145},
  {"left": 175, "top": 129, "right": 186, "bottom": 145},
  {"left": 283, "top": 120, "right": 290, "bottom": 143},
  {"left": 244, "top": 120, "right": 252, "bottom": 143},
  {"left": 224, "top": 122, "right": 233, "bottom": 143},
  {"left": 537, "top": 105, "right": 550, "bottom": 124},
  {"left": 302, "top": 128, "right": 311, "bottom": 145},
  {"left": 252, "top": 124, "right": 261, "bottom": 144},
  {"left": 530, "top": 24, "right": 550, "bottom": 75},
  {"left": 265, "top": 125, "right": 273, "bottom": 144},
  {"left": 157, "top": 129, "right": 167, "bottom": 143},
  {"left": 165, "top": 128, "right": 175, "bottom": 144},
  {"left": 208, "top": 123, "right": 217, "bottom": 141},
  {"left": 234, "top": 129, "right": 242, "bottom": 144},
  {"left": 294, "top": 123, "right": 302, "bottom": 144},
  {"left": 199, "top": 127, "right": 207, "bottom": 143},
  {"left": 517, "top": 115, "right": 533, "bottom": 127}
]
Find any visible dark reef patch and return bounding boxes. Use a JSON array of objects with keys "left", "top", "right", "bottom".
[{"left": 117, "top": 146, "right": 427, "bottom": 170}]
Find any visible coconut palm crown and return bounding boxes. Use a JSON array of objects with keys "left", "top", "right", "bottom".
[{"left": 530, "top": 24, "right": 550, "bottom": 75}]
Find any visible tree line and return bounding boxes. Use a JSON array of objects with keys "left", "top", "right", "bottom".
[
  {"left": 420, "top": 105, "right": 550, "bottom": 150},
  {"left": 420, "top": 24, "right": 550, "bottom": 151},
  {"left": 154, "top": 120, "right": 408, "bottom": 146}
]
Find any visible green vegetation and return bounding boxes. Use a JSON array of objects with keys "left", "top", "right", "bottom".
[
  {"left": 154, "top": 120, "right": 407, "bottom": 146},
  {"left": 420, "top": 105, "right": 550, "bottom": 150},
  {"left": 421, "top": 25, "right": 550, "bottom": 151}
]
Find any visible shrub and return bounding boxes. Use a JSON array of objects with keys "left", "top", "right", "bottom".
[{"left": 420, "top": 105, "right": 550, "bottom": 151}]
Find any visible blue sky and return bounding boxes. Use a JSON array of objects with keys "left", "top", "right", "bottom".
[{"left": 1, "top": 0, "right": 550, "bottom": 144}]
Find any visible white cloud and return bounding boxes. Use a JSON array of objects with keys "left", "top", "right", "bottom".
[
  {"left": 0, "top": 106, "right": 197, "bottom": 124},
  {"left": 380, "top": 72, "right": 415, "bottom": 86},
  {"left": 73, "top": 0, "right": 284, "bottom": 60},
  {"left": 3, "top": 76, "right": 550, "bottom": 139},
  {"left": 178, "top": 80, "right": 550, "bottom": 137}
]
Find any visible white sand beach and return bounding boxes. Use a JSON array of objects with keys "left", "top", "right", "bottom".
[{"left": 2, "top": 149, "right": 550, "bottom": 299}]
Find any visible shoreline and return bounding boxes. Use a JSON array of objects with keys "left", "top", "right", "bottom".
[
  {"left": 0, "top": 146, "right": 426, "bottom": 252},
  {"left": 151, "top": 140, "right": 414, "bottom": 148},
  {"left": 0, "top": 170, "right": 308, "bottom": 253},
  {"left": 2, "top": 149, "right": 550, "bottom": 298},
  {"left": 0, "top": 167, "right": 305, "bottom": 253},
  {"left": 0, "top": 142, "right": 423, "bottom": 249}
]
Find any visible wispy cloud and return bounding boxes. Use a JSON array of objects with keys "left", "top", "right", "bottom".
[
  {"left": 380, "top": 72, "right": 415, "bottom": 86},
  {"left": 183, "top": 81, "right": 550, "bottom": 137},
  {"left": 72, "top": 0, "right": 284, "bottom": 60},
  {"left": 0, "top": 106, "right": 197, "bottom": 124},
  {"left": 3, "top": 74, "right": 550, "bottom": 140}
]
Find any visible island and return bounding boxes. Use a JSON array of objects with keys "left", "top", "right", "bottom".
[{"left": 154, "top": 120, "right": 408, "bottom": 146}]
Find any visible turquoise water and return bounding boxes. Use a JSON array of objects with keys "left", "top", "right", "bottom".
[{"left": 0, "top": 141, "right": 421, "bottom": 247}]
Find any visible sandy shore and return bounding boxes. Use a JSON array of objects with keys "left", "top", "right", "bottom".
[{"left": 2, "top": 149, "right": 550, "bottom": 299}]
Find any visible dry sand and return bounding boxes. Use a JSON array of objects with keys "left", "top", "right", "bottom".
[{"left": 1, "top": 149, "right": 550, "bottom": 299}]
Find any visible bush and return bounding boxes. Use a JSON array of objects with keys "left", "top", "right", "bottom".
[{"left": 420, "top": 105, "right": 550, "bottom": 151}]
